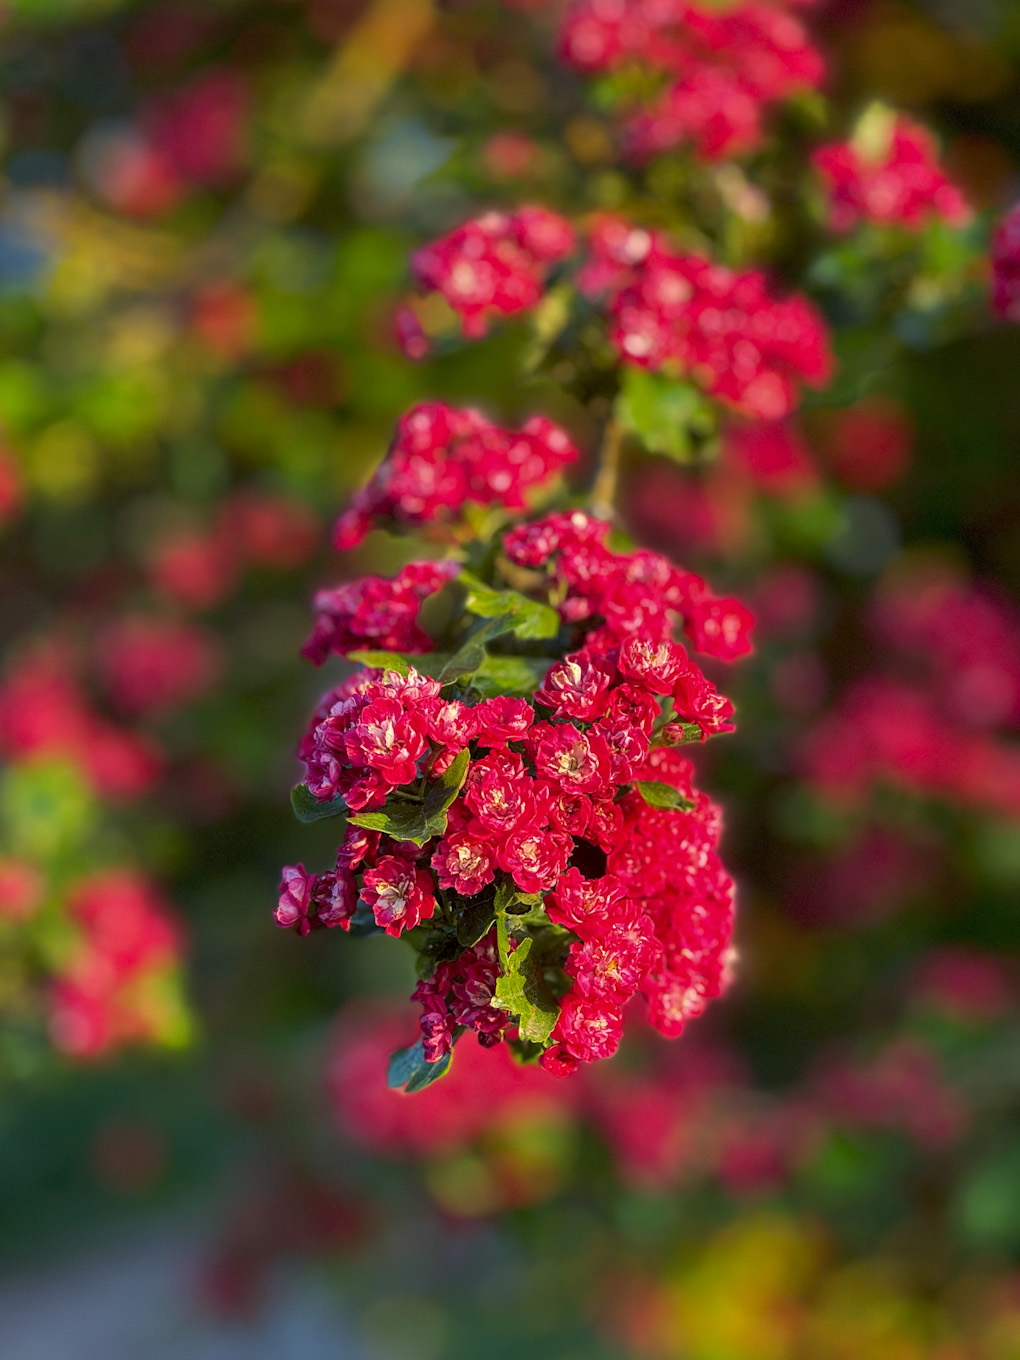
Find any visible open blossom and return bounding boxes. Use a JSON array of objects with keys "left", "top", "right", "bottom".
[
  {"left": 474, "top": 695, "right": 534, "bottom": 746},
  {"left": 344, "top": 696, "right": 429, "bottom": 787},
  {"left": 498, "top": 824, "right": 573, "bottom": 894},
  {"left": 535, "top": 652, "right": 614, "bottom": 720},
  {"left": 543, "top": 994, "right": 626, "bottom": 1075},
  {"left": 532, "top": 722, "right": 614, "bottom": 797},
  {"left": 433, "top": 829, "right": 497, "bottom": 897},
  {"left": 333, "top": 403, "right": 579, "bottom": 548},
  {"left": 362, "top": 855, "right": 436, "bottom": 937},
  {"left": 814, "top": 111, "right": 970, "bottom": 233},
  {"left": 407, "top": 207, "right": 576, "bottom": 343},
  {"left": 464, "top": 749, "right": 537, "bottom": 832}
]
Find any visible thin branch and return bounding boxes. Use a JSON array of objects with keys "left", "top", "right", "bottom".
[{"left": 590, "top": 419, "right": 623, "bottom": 521}]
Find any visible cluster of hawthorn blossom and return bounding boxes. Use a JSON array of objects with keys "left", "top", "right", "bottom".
[
  {"left": 277, "top": 0, "right": 994, "bottom": 1091},
  {"left": 279, "top": 401, "right": 753, "bottom": 1083}
]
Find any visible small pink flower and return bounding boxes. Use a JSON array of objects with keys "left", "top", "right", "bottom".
[
  {"left": 362, "top": 856, "right": 437, "bottom": 937},
  {"left": 535, "top": 651, "right": 615, "bottom": 720},
  {"left": 498, "top": 824, "right": 573, "bottom": 894},
  {"left": 432, "top": 829, "right": 497, "bottom": 897},
  {"left": 532, "top": 721, "right": 613, "bottom": 796}
]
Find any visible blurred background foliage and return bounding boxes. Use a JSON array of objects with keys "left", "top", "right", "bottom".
[{"left": 2, "top": 0, "right": 1020, "bottom": 1356}]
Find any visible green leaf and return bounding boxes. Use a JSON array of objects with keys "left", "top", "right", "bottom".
[
  {"left": 290, "top": 784, "right": 348, "bottom": 824},
  {"left": 634, "top": 780, "right": 697, "bottom": 811},
  {"left": 460, "top": 571, "right": 559, "bottom": 641},
  {"left": 616, "top": 369, "right": 717, "bottom": 463},
  {"left": 349, "top": 748, "right": 470, "bottom": 846},
  {"left": 347, "top": 904, "right": 384, "bottom": 937},
  {"left": 471, "top": 654, "right": 555, "bottom": 697},
  {"left": 347, "top": 650, "right": 412, "bottom": 676},
  {"left": 495, "top": 879, "right": 545, "bottom": 916},
  {"left": 493, "top": 935, "right": 559, "bottom": 1046},
  {"left": 387, "top": 1038, "right": 452, "bottom": 1093},
  {"left": 348, "top": 650, "right": 459, "bottom": 681}
]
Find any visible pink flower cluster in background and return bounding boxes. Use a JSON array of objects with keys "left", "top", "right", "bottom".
[
  {"left": 333, "top": 403, "right": 579, "bottom": 549},
  {"left": 581, "top": 218, "right": 832, "bottom": 419},
  {"left": 0, "top": 647, "right": 162, "bottom": 801},
  {"left": 802, "top": 562, "right": 1020, "bottom": 819},
  {"left": 813, "top": 113, "right": 970, "bottom": 233},
  {"left": 50, "top": 870, "right": 186, "bottom": 1058},
  {"left": 559, "top": 0, "right": 824, "bottom": 161}
]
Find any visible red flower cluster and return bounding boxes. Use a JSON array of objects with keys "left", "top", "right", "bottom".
[
  {"left": 50, "top": 870, "right": 186, "bottom": 1058},
  {"left": 302, "top": 560, "right": 457, "bottom": 666},
  {"left": 404, "top": 207, "right": 576, "bottom": 344},
  {"left": 580, "top": 219, "right": 832, "bottom": 419},
  {"left": 558, "top": 0, "right": 824, "bottom": 161},
  {"left": 282, "top": 506, "right": 749, "bottom": 1078},
  {"left": 991, "top": 202, "right": 1020, "bottom": 321},
  {"left": 333, "top": 403, "right": 580, "bottom": 549},
  {"left": 813, "top": 113, "right": 970, "bottom": 233}
]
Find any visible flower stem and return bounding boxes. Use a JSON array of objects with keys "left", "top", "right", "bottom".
[{"left": 591, "top": 418, "right": 623, "bottom": 521}]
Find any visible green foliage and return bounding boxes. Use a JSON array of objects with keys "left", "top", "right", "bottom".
[
  {"left": 290, "top": 785, "right": 348, "bottom": 824},
  {"left": 387, "top": 1037, "right": 453, "bottom": 1092},
  {"left": 459, "top": 571, "right": 560, "bottom": 640},
  {"left": 494, "top": 895, "right": 559, "bottom": 1046},
  {"left": 349, "top": 749, "right": 470, "bottom": 846},
  {"left": 634, "top": 780, "right": 697, "bottom": 811},
  {"left": 615, "top": 369, "right": 718, "bottom": 462}
]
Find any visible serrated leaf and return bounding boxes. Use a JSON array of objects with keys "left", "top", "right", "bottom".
[
  {"left": 495, "top": 879, "right": 545, "bottom": 915},
  {"left": 634, "top": 780, "right": 697, "bottom": 810},
  {"left": 387, "top": 1038, "right": 452, "bottom": 1093},
  {"left": 471, "top": 654, "right": 555, "bottom": 697},
  {"left": 423, "top": 746, "right": 470, "bottom": 819},
  {"left": 349, "top": 749, "right": 470, "bottom": 846},
  {"left": 290, "top": 784, "right": 348, "bottom": 824},
  {"left": 460, "top": 571, "right": 559, "bottom": 641},
  {"left": 494, "top": 935, "right": 559, "bottom": 1046},
  {"left": 616, "top": 369, "right": 717, "bottom": 463}
]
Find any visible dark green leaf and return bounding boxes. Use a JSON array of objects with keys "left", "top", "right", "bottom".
[
  {"left": 422, "top": 747, "right": 470, "bottom": 821},
  {"left": 346, "top": 901, "right": 384, "bottom": 937},
  {"left": 387, "top": 1038, "right": 452, "bottom": 1093},
  {"left": 634, "top": 780, "right": 697, "bottom": 811},
  {"left": 290, "top": 784, "right": 348, "bottom": 824},
  {"left": 349, "top": 749, "right": 470, "bottom": 846},
  {"left": 454, "top": 894, "right": 496, "bottom": 948}
]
